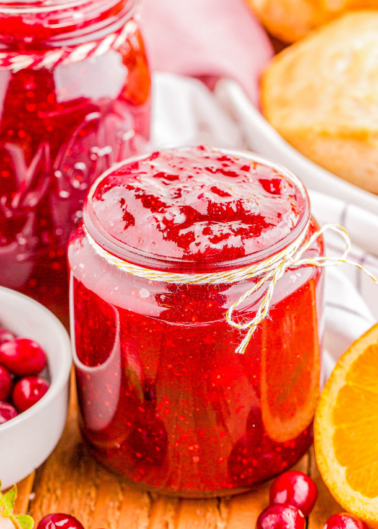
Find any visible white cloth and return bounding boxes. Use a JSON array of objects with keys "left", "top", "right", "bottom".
[{"left": 151, "top": 73, "right": 378, "bottom": 372}]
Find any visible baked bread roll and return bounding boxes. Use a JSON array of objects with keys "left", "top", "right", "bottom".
[
  {"left": 261, "top": 11, "right": 378, "bottom": 195},
  {"left": 245, "top": 0, "right": 378, "bottom": 43}
]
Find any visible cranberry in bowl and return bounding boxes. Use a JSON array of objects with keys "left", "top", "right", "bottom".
[
  {"left": 0, "top": 287, "right": 71, "bottom": 490},
  {"left": 68, "top": 146, "right": 325, "bottom": 497}
]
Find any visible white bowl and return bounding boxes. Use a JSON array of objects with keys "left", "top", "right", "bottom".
[{"left": 0, "top": 287, "right": 71, "bottom": 490}]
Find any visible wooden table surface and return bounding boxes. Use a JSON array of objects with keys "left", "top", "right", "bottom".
[{"left": 13, "top": 377, "right": 342, "bottom": 529}]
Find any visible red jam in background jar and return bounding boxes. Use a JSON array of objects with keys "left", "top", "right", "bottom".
[
  {"left": 0, "top": 0, "right": 150, "bottom": 322},
  {"left": 68, "top": 146, "right": 324, "bottom": 497}
]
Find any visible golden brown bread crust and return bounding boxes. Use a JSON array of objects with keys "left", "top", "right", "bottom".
[
  {"left": 261, "top": 11, "right": 378, "bottom": 194},
  {"left": 244, "top": 0, "right": 378, "bottom": 43}
]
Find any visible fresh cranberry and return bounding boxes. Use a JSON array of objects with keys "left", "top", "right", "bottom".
[
  {"left": 324, "top": 514, "right": 370, "bottom": 529},
  {"left": 0, "top": 365, "right": 12, "bottom": 401},
  {"left": 37, "top": 514, "right": 84, "bottom": 529},
  {"left": 0, "top": 338, "right": 47, "bottom": 376},
  {"left": 0, "top": 327, "right": 16, "bottom": 345},
  {"left": 13, "top": 376, "right": 50, "bottom": 412},
  {"left": 257, "top": 505, "right": 305, "bottom": 529},
  {"left": 246, "top": 406, "right": 264, "bottom": 447},
  {"left": 270, "top": 471, "right": 318, "bottom": 516},
  {"left": 0, "top": 401, "right": 18, "bottom": 425}
]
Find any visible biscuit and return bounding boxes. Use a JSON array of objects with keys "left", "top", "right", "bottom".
[
  {"left": 261, "top": 11, "right": 378, "bottom": 194},
  {"left": 245, "top": 0, "right": 378, "bottom": 43}
]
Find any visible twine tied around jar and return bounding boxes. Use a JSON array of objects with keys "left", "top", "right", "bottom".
[
  {"left": 84, "top": 223, "right": 378, "bottom": 355},
  {"left": 0, "top": 17, "right": 138, "bottom": 73}
]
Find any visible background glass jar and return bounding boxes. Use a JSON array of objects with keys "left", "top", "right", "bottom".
[
  {"left": 0, "top": 0, "right": 150, "bottom": 322},
  {"left": 68, "top": 147, "right": 324, "bottom": 497}
]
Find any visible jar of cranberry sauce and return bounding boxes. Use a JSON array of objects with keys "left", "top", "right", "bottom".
[
  {"left": 0, "top": 0, "right": 150, "bottom": 322},
  {"left": 68, "top": 146, "right": 324, "bottom": 497}
]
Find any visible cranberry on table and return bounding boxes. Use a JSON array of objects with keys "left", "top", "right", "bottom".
[
  {"left": 324, "top": 514, "right": 370, "bottom": 529},
  {"left": 37, "top": 514, "right": 84, "bottom": 529},
  {"left": 0, "top": 401, "right": 18, "bottom": 425},
  {"left": 0, "top": 327, "right": 15, "bottom": 345},
  {"left": 0, "top": 338, "right": 47, "bottom": 376},
  {"left": 257, "top": 505, "right": 305, "bottom": 529},
  {"left": 270, "top": 470, "right": 318, "bottom": 516},
  {"left": 13, "top": 376, "right": 50, "bottom": 412},
  {"left": 0, "top": 365, "right": 12, "bottom": 401}
]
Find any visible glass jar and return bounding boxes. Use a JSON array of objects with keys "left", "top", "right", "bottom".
[
  {"left": 68, "top": 146, "right": 324, "bottom": 497},
  {"left": 0, "top": 0, "right": 150, "bottom": 322}
]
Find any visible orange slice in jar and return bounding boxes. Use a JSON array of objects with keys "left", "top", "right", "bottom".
[
  {"left": 260, "top": 277, "right": 321, "bottom": 443},
  {"left": 315, "top": 323, "right": 378, "bottom": 528}
]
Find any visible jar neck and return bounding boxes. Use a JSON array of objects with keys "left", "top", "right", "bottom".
[{"left": 0, "top": 0, "right": 137, "bottom": 49}]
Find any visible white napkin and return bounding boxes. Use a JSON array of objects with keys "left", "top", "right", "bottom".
[{"left": 151, "top": 73, "right": 378, "bottom": 371}]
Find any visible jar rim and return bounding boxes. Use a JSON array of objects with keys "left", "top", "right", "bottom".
[{"left": 83, "top": 147, "right": 311, "bottom": 274}]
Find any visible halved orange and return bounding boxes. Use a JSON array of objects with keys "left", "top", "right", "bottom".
[{"left": 315, "top": 323, "right": 378, "bottom": 528}]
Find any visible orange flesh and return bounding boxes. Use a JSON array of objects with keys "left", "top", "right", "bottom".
[{"left": 333, "top": 343, "right": 378, "bottom": 499}]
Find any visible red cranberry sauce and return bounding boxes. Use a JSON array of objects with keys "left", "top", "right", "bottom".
[
  {"left": 88, "top": 146, "right": 303, "bottom": 268},
  {"left": 0, "top": 0, "right": 150, "bottom": 321},
  {"left": 69, "top": 147, "right": 324, "bottom": 496}
]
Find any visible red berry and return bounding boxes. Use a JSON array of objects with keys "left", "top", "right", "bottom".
[
  {"left": 324, "top": 514, "right": 370, "bottom": 529},
  {"left": 270, "top": 471, "right": 318, "bottom": 516},
  {"left": 0, "top": 338, "right": 47, "bottom": 376},
  {"left": 0, "top": 365, "right": 12, "bottom": 401},
  {"left": 0, "top": 401, "right": 18, "bottom": 425},
  {"left": 0, "top": 327, "right": 16, "bottom": 345},
  {"left": 37, "top": 514, "right": 84, "bottom": 529},
  {"left": 13, "top": 376, "right": 50, "bottom": 412},
  {"left": 257, "top": 505, "right": 305, "bottom": 529}
]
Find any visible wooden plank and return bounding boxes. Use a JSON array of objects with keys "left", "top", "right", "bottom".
[
  {"left": 117, "top": 483, "right": 151, "bottom": 529},
  {"left": 149, "top": 496, "right": 179, "bottom": 529},
  {"left": 222, "top": 485, "right": 271, "bottom": 529},
  {"left": 14, "top": 473, "right": 35, "bottom": 515},
  {"left": 174, "top": 499, "right": 224, "bottom": 529}
]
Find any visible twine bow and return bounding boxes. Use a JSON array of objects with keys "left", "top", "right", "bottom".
[{"left": 84, "top": 223, "right": 378, "bottom": 355}]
